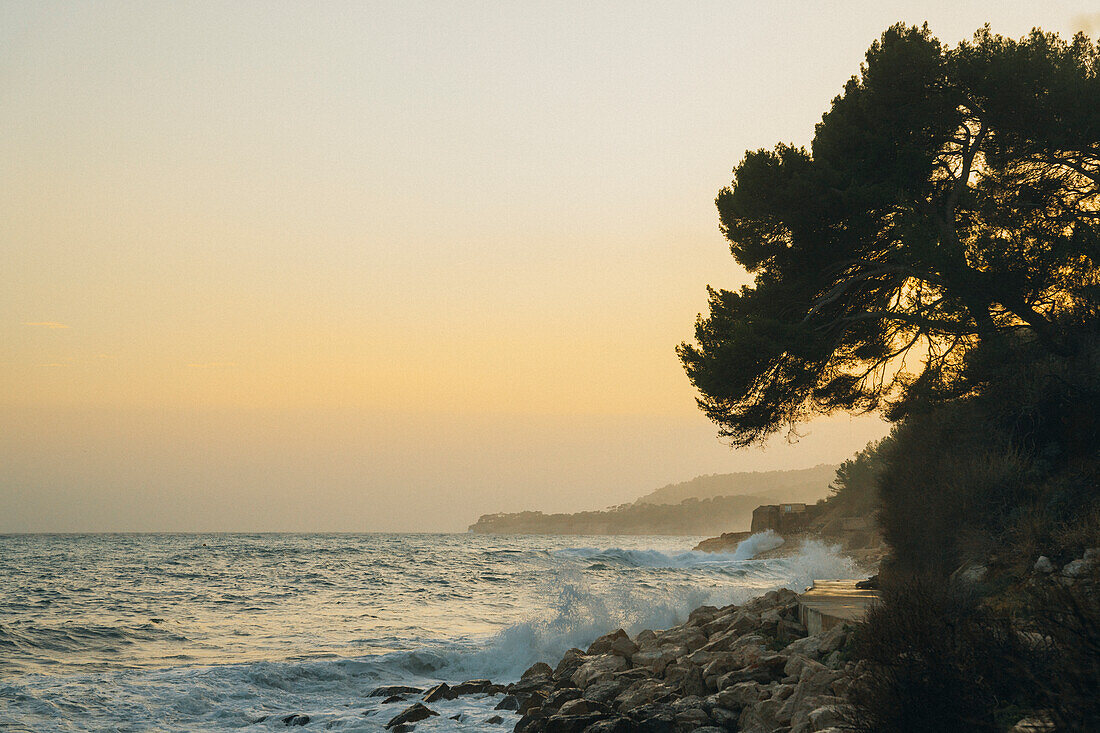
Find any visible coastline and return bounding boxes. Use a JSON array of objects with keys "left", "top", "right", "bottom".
[
  {"left": 378, "top": 584, "right": 866, "bottom": 732},
  {"left": 376, "top": 534, "right": 877, "bottom": 732}
]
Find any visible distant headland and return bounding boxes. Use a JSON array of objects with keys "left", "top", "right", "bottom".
[{"left": 468, "top": 465, "right": 836, "bottom": 535}]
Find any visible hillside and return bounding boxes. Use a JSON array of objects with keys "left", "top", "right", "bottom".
[
  {"left": 468, "top": 465, "right": 837, "bottom": 535},
  {"left": 633, "top": 464, "right": 836, "bottom": 506}
]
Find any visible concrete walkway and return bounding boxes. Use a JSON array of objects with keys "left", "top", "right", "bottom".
[{"left": 798, "top": 579, "right": 880, "bottom": 634}]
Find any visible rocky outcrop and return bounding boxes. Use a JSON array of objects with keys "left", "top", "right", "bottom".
[{"left": 504, "top": 588, "right": 863, "bottom": 732}]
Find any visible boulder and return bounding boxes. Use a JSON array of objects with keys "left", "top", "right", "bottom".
[
  {"left": 702, "top": 612, "right": 739, "bottom": 636},
  {"left": 808, "top": 703, "right": 847, "bottom": 731},
  {"left": 369, "top": 685, "right": 423, "bottom": 698},
  {"left": 630, "top": 648, "right": 680, "bottom": 676},
  {"left": 687, "top": 605, "right": 720, "bottom": 626},
  {"left": 282, "top": 714, "right": 310, "bottom": 727},
  {"left": 587, "top": 629, "right": 630, "bottom": 656},
  {"left": 518, "top": 690, "right": 548, "bottom": 715},
  {"left": 485, "top": 714, "right": 504, "bottom": 724},
  {"left": 676, "top": 664, "right": 706, "bottom": 697},
  {"left": 422, "top": 683, "right": 456, "bottom": 702},
  {"left": 738, "top": 697, "right": 782, "bottom": 733},
  {"left": 634, "top": 629, "right": 658, "bottom": 649},
  {"left": 573, "top": 654, "right": 630, "bottom": 688},
  {"left": 385, "top": 703, "right": 438, "bottom": 729},
  {"left": 543, "top": 713, "right": 607, "bottom": 732},
  {"left": 494, "top": 694, "right": 520, "bottom": 710},
  {"left": 523, "top": 662, "right": 554, "bottom": 679},
  {"left": 777, "top": 661, "right": 841, "bottom": 725},
  {"left": 543, "top": 687, "right": 583, "bottom": 712},
  {"left": 626, "top": 702, "right": 676, "bottom": 730},
  {"left": 381, "top": 695, "right": 405, "bottom": 704},
  {"left": 789, "top": 694, "right": 846, "bottom": 732},
  {"left": 709, "top": 706, "right": 740, "bottom": 729},
  {"left": 711, "top": 681, "right": 766, "bottom": 710},
  {"left": 1063, "top": 558, "right": 1092, "bottom": 578},
  {"left": 609, "top": 635, "right": 639, "bottom": 659},
  {"left": 581, "top": 676, "right": 630, "bottom": 705},
  {"left": 514, "top": 710, "right": 547, "bottom": 732},
  {"left": 614, "top": 679, "right": 676, "bottom": 713},
  {"left": 673, "top": 706, "right": 712, "bottom": 729},
  {"left": 658, "top": 627, "right": 708, "bottom": 652},
  {"left": 1033, "top": 556, "right": 1055, "bottom": 573},
  {"left": 451, "top": 679, "right": 501, "bottom": 696},
  {"left": 554, "top": 650, "right": 588, "bottom": 678}
]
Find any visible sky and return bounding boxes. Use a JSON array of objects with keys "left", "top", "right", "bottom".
[{"left": 3, "top": 2, "right": 1097, "bottom": 532}]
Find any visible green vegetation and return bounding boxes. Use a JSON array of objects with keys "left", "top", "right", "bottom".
[
  {"left": 683, "top": 22, "right": 1100, "bottom": 730},
  {"left": 678, "top": 23, "right": 1099, "bottom": 448}
]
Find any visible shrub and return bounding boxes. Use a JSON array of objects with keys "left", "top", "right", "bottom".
[{"left": 844, "top": 576, "right": 1027, "bottom": 732}]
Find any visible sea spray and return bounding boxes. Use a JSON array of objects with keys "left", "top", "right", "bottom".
[
  {"left": 731, "top": 529, "right": 785, "bottom": 560},
  {"left": 2, "top": 532, "right": 858, "bottom": 731}
]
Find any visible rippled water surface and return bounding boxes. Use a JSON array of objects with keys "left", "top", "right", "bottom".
[{"left": 0, "top": 533, "right": 854, "bottom": 731}]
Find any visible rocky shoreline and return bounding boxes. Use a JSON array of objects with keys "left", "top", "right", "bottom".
[{"left": 376, "top": 585, "right": 865, "bottom": 732}]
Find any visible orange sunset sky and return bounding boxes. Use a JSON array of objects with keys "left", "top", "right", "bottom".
[{"left": 4, "top": 2, "right": 1098, "bottom": 531}]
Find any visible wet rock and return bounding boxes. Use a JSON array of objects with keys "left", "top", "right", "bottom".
[
  {"left": 386, "top": 703, "right": 438, "bottom": 729},
  {"left": 657, "top": 627, "right": 707, "bottom": 652},
  {"left": 614, "top": 679, "right": 675, "bottom": 713},
  {"left": 687, "top": 605, "right": 720, "bottom": 626},
  {"left": 744, "top": 588, "right": 799, "bottom": 613},
  {"left": 711, "top": 680, "right": 766, "bottom": 710},
  {"left": 559, "top": 698, "right": 595, "bottom": 716},
  {"left": 369, "top": 685, "right": 423, "bottom": 698},
  {"left": 390, "top": 725, "right": 414, "bottom": 733},
  {"left": 673, "top": 706, "right": 712, "bottom": 730},
  {"left": 609, "top": 635, "right": 639, "bottom": 659},
  {"left": 777, "top": 660, "right": 841, "bottom": 725},
  {"left": 544, "top": 713, "right": 607, "bottom": 733},
  {"left": 282, "top": 714, "right": 310, "bottom": 727},
  {"left": 627, "top": 702, "right": 676, "bottom": 731},
  {"left": 572, "top": 654, "right": 629, "bottom": 688},
  {"left": 738, "top": 696, "right": 782, "bottom": 733},
  {"left": 675, "top": 664, "right": 706, "bottom": 697},
  {"left": 422, "top": 682, "right": 456, "bottom": 702},
  {"left": 451, "top": 679, "right": 502, "bottom": 696},
  {"left": 485, "top": 714, "right": 504, "bottom": 724},
  {"left": 494, "top": 694, "right": 520, "bottom": 710},
  {"left": 543, "top": 687, "right": 582, "bottom": 712},
  {"left": 630, "top": 647, "right": 680, "bottom": 676},
  {"left": 554, "top": 649, "right": 589, "bottom": 682},
  {"left": 382, "top": 695, "right": 406, "bottom": 704},
  {"left": 518, "top": 689, "right": 548, "bottom": 715},
  {"left": 709, "top": 705, "right": 740, "bottom": 728},
  {"left": 523, "top": 662, "right": 554, "bottom": 679},
  {"left": 634, "top": 629, "right": 657, "bottom": 650},
  {"left": 515, "top": 709, "right": 547, "bottom": 732},
  {"left": 587, "top": 629, "right": 629, "bottom": 655},
  {"left": 581, "top": 676, "right": 630, "bottom": 705}
]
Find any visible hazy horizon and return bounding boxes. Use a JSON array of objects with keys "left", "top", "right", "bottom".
[{"left": 4, "top": 2, "right": 1097, "bottom": 532}]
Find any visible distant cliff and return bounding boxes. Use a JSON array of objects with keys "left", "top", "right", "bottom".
[
  {"left": 468, "top": 465, "right": 838, "bottom": 535},
  {"left": 469, "top": 494, "right": 771, "bottom": 535}
]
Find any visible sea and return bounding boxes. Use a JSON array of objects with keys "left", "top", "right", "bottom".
[{"left": 0, "top": 532, "right": 856, "bottom": 731}]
